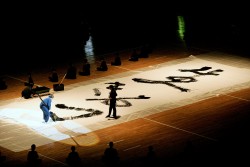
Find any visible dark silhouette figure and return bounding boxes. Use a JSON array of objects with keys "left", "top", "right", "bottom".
[
  {"left": 97, "top": 57, "right": 108, "bottom": 71},
  {"left": 27, "top": 144, "right": 42, "bottom": 166},
  {"left": 79, "top": 58, "right": 90, "bottom": 76},
  {"left": 22, "top": 73, "right": 34, "bottom": 99},
  {"left": 102, "top": 142, "right": 119, "bottom": 166},
  {"left": 129, "top": 49, "right": 139, "bottom": 61},
  {"left": 111, "top": 52, "right": 121, "bottom": 66},
  {"left": 183, "top": 140, "right": 195, "bottom": 160},
  {"left": 66, "top": 146, "right": 81, "bottom": 166},
  {"left": 0, "top": 77, "right": 7, "bottom": 90},
  {"left": 138, "top": 45, "right": 149, "bottom": 58},
  {"left": 106, "top": 85, "right": 117, "bottom": 119},
  {"left": 48, "top": 68, "right": 59, "bottom": 82},
  {"left": 24, "top": 72, "right": 34, "bottom": 88},
  {"left": 145, "top": 145, "right": 156, "bottom": 165},
  {"left": 65, "top": 63, "right": 77, "bottom": 79},
  {"left": 0, "top": 151, "right": 6, "bottom": 163}
]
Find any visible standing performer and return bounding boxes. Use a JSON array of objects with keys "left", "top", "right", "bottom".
[
  {"left": 106, "top": 85, "right": 117, "bottom": 119},
  {"left": 48, "top": 67, "right": 59, "bottom": 82},
  {"left": 25, "top": 72, "right": 34, "bottom": 88},
  {"left": 97, "top": 57, "right": 108, "bottom": 71},
  {"left": 79, "top": 58, "right": 90, "bottom": 76},
  {"left": 111, "top": 52, "right": 121, "bottom": 66},
  {"left": 39, "top": 94, "right": 54, "bottom": 123}
]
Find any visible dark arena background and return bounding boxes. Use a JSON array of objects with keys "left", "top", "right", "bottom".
[{"left": 1, "top": 2, "right": 250, "bottom": 167}]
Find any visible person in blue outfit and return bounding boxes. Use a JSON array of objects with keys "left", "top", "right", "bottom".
[{"left": 40, "top": 94, "right": 54, "bottom": 123}]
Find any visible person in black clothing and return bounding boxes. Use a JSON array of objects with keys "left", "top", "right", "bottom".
[
  {"left": 0, "top": 77, "right": 7, "bottom": 90},
  {"left": 129, "top": 49, "right": 139, "bottom": 61},
  {"left": 65, "top": 63, "right": 77, "bottom": 79},
  {"left": 49, "top": 68, "right": 59, "bottom": 82},
  {"left": 0, "top": 151, "right": 6, "bottom": 163},
  {"left": 24, "top": 72, "right": 34, "bottom": 88},
  {"left": 102, "top": 141, "right": 119, "bottom": 166},
  {"left": 146, "top": 145, "right": 156, "bottom": 164},
  {"left": 66, "top": 146, "right": 81, "bottom": 166},
  {"left": 27, "top": 144, "right": 42, "bottom": 166},
  {"left": 79, "top": 58, "right": 90, "bottom": 76},
  {"left": 111, "top": 52, "right": 121, "bottom": 66},
  {"left": 138, "top": 45, "right": 149, "bottom": 58},
  {"left": 106, "top": 85, "right": 117, "bottom": 119},
  {"left": 97, "top": 57, "right": 108, "bottom": 71},
  {"left": 22, "top": 73, "right": 35, "bottom": 99}
]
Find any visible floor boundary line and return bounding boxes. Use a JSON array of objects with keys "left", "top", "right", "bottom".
[
  {"left": 220, "top": 93, "right": 250, "bottom": 102},
  {"left": 39, "top": 153, "right": 68, "bottom": 166},
  {"left": 143, "top": 117, "right": 217, "bottom": 142}
]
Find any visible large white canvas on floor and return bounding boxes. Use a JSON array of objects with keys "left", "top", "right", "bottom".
[{"left": 1, "top": 55, "right": 250, "bottom": 151}]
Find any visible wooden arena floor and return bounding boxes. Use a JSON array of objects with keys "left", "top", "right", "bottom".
[{"left": 1, "top": 44, "right": 250, "bottom": 166}]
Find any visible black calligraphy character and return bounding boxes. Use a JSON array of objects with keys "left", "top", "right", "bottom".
[
  {"left": 179, "top": 66, "right": 223, "bottom": 76},
  {"left": 132, "top": 76, "right": 197, "bottom": 92}
]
